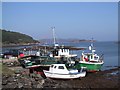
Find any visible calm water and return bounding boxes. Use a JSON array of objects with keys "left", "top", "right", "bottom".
[
  {"left": 62, "top": 41, "right": 118, "bottom": 70},
  {"left": 1, "top": 41, "right": 118, "bottom": 71}
]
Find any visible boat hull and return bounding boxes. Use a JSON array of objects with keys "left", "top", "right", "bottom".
[
  {"left": 76, "top": 61, "right": 104, "bottom": 72},
  {"left": 43, "top": 70, "right": 86, "bottom": 79}
]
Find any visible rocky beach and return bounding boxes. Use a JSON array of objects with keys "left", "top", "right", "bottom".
[{"left": 1, "top": 59, "right": 119, "bottom": 89}]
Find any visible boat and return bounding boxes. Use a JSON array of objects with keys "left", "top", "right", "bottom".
[
  {"left": 18, "top": 55, "right": 57, "bottom": 68},
  {"left": 43, "top": 64, "right": 86, "bottom": 79},
  {"left": 49, "top": 45, "right": 78, "bottom": 58},
  {"left": 18, "top": 27, "right": 86, "bottom": 69},
  {"left": 78, "top": 43, "right": 104, "bottom": 72},
  {"left": 49, "top": 27, "right": 78, "bottom": 58}
]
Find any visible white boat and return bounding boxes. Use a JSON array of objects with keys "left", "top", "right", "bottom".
[
  {"left": 49, "top": 27, "right": 77, "bottom": 58},
  {"left": 43, "top": 64, "right": 86, "bottom": 79}
]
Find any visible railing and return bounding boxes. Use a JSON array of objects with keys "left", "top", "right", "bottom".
[{"left": 99, "top": 54, "right": 104, "bottom": 60}]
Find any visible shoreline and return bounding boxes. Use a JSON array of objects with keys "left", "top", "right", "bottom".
[
  {"left": 1, "top": 41, "right": 118, "bottom": 48},
  {"left": 2, "top": 43, "right": 39, "bottom": 48},
  {"left": 2, "top": 62, "right": 119, "bottom": 89},
  {"left": 1, "top": 58, "right": 119, "bottom": 88}
]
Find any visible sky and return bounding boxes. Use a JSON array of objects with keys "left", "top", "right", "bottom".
[{"left": 2, "top": 2, "right": 118, "bottom": 41}]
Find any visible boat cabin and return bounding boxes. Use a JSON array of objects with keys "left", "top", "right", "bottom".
[
  {"left": 81, "top": 52, "right": 100, "bottom": 62},
  {"left": 50, "top": 45, "right": 77, "bottom": 58},
  {"left": 49, "top": 64, "right": 69, "bottom": 74}
]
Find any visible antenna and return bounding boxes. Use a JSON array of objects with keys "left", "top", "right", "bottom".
[
  {"left": 91, "top": 37, "right": 96, "bottom": 53},
  {"left": 91, "top": 37, "right": 94, "bottom": 47},
  {"left": 51, "top": 27, "right": 56, "bottom": 45},
  {"left": 89, "top": 37, "right": 94, "bottom": 50},
  {"left": 51, "top": 27, "right": 59, "bottom": 47}
]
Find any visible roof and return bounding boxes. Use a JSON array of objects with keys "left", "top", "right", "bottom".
[{"left": 51, "top": 64, "right": 65, "bottom": 66}]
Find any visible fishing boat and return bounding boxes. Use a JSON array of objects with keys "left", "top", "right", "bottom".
[
  {"left": 78, "top": 43, "right": 104, "bottom": 72},
  {"left": 18, "top": 27, "right": 86, "bottom": 68},
  {"left": 43, "top": 64, "right": 86, "bottom": 79},
  {"left": 49, "top": 27, "right": 78, "bottom": 58},
  {"left": 18, "top": 55, "right": 57, "bottom": 68}
]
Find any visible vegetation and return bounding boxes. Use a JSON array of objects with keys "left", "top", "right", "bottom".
[
  {"left": 0, "top": 63, "right": 2, "bottom": 74},
  {"left": 1, "top": 29, "right": 39, "bottom": 44},
  {"left": 2, "top": 64, "right": 14, "bottom": 75}
]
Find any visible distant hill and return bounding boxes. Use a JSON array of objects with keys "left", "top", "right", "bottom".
[
  {"left": 70, "top": 39, "right": 96, "bottom": 43},
  {"left": 1, "top": 29, "right": 39, "bottom": 45},
  {"left": 40, "top": 38, "right": 96, "bottom": 44}
]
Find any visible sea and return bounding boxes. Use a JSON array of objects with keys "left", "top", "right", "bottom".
[
  {"left": 61, "top": 41, "right": 118, "bottom": 71},
  {"left": 1, "top": 41, "right": 119, "bottom": 71}
]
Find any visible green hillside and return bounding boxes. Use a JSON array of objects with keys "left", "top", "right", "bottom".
[{"left": 1, "top": 29, "right": 39, "bottom": 44}]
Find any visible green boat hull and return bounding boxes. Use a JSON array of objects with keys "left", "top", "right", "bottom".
[{"left": 74, "top": 62, "right": 103, "bottom": 72}]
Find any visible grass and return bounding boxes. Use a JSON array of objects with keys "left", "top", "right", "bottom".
[
  {"left": 2, "top": 63, "right": 14, "bottom": 75},
  {"left": 0, "top": 63, "right": 2, "bottom": 74}
]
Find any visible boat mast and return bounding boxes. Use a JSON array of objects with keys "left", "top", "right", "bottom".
[
  {"left": 89, "top": 38, "right": 94, "bottom": 51},
  {"left": 91, "top": 37, "right": 94, "bottom": 48},
  {"left": 52, "top": 27, "right": 56, "bottom": 45},
  {"left": 91, "top": 38, "right": 96, "bottom": 53}
]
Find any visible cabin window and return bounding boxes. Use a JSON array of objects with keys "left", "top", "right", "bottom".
[
  {"left": 54, "top": 66, "right": 57, "bottom": 68},
  {"left": 58, "top": 66, "right": 64, "bottom": 69},
  {"left": 91, "top": 55, "right": 94, "bottom": 59},
  {"left": 62, "top": 49, "right": 63, "bottom": 52},
  {"left": 51, "top": 65, "right": 54, "bottom": 68},
  {"left": 94, "top": 56, "right": 98, "bottom": 60}
]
